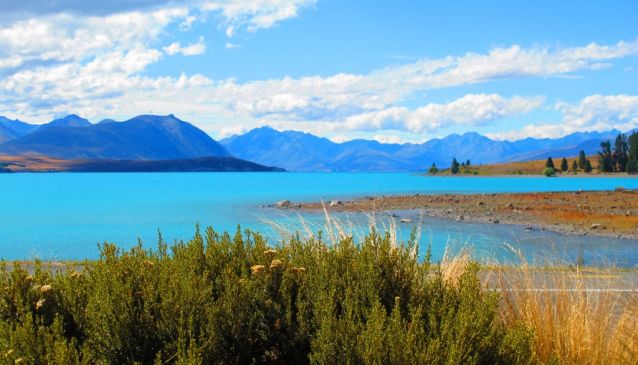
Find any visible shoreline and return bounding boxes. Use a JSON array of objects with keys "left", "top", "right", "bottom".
[{"left": 286, "top": 189, "right": 638, "bottom": 240}]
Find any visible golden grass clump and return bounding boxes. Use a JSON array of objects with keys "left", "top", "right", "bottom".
[{"left": 495, "top": 254, "right": 638, "bottom": 364}]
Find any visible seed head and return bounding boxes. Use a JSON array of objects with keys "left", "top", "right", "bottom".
[
  {"left": 264, "top": 249, "right": 277, "bottom": 256},
  {"left": 251, "top": 264, "right": 266, "bottom": 274},
  {"left": 40, "top": 284, "right": 52, "bottom": 294}
]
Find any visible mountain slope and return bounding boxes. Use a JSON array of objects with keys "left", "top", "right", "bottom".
[
  {"left": 0, "top": 114, "right": 230, "bottom": 160},
  {"left": 221, "top": 127, "right": 629, "bottom": 171},
  {"left": 0, "top": 117, "right": 38, "bottom": 144}
]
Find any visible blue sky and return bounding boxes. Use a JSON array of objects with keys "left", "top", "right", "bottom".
[{"left": 0, "top": 0, "right": 637, "bottom": 142}]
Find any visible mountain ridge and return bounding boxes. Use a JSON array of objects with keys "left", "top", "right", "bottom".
[{"left": 221, "top": 126, "right": 634, "bottom": 171}]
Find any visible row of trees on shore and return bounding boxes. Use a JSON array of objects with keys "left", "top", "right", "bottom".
[
  {"left": 597, "top": 132, "right": 638, "bottom": 173},
  {"left": 429, "top": 131, "right": 638, "bottom": 175},
  {"left": 545, "top": 153, "right": 593, "bottom": 176},
  {"left": 544, "top": 132, "right": 638, "bottom": 175},
  {"left": 428, "top": 158, "right": 470, "bottom": 174}
]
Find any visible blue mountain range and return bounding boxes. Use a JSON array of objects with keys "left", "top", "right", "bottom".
[
  {"left": 0, "top": 114, "right": 633, "bottom": 171},
  {"left": 220, "top": 127, "right": 631, "bottom": 171}
]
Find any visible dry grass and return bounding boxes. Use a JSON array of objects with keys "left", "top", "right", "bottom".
[
  {"left": 433, "top": 155, "right": 615, "bottom": 176},
  {"left": 493, "top": 249, "right": 638, "bottom": 364},
  {"left": 0, "top": 153, "right": 72, "bottom": 172}
]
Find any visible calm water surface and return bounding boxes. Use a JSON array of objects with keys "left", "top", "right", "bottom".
[{"left": 1, "top": 172, "right": 637, "bottom": 266}]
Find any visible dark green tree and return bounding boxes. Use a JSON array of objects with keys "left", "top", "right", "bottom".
[
  {"left": 451, "top": 158, "right": 460, "bottom": 174},
  {"left": 598, "top": 141, "right": 614, "bottom": 172},
  {"left": 627, "top": 132, "right": 638, "bottom": 174},
  {"left": 578, "top": 150, "right": 587, "bottom": 169},
  {"left": 613, "top": 133, "right": 628, "bottom": 172},
  {"left": 560, "top": 158, "right": 569, "bottom": 172},
  {"left": 571, "top": 160, "right": 578, "bottom": 173},
  {"left": 466, "top": 159, "right": 471, "bottom": 166},
  {"left": 584, "top": 159, "right": 593, "bottom": 173},
  {"left": 428, "top": 163, "right": 439, "bottom": 174},
  {"left": 545, "top": 157, "right": 555, "bottom": 169}
]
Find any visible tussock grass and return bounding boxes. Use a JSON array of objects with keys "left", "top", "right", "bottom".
[{"left": 494, "top": 249, "right": 638, "bottom": 364}]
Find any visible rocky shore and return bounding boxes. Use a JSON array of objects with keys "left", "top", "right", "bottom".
[{"left": 278, "top": 189, "right": 638, "bottom": 239}]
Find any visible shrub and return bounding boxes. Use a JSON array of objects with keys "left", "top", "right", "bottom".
[
  {"left": 0, "top": 228, "right": 532, "bottom": 364},
  {"left": 543, "top": 167, "right": 556, "bottom": 177}
]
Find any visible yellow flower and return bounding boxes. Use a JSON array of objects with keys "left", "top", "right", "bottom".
[{"left": 251, "top": 264, "right": 266, "bottom": 274}]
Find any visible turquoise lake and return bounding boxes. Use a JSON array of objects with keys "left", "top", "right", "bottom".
[{"left": 1, "top": 172, "right": 637, "bottom": 266}]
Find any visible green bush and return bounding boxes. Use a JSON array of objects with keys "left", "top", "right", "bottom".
[
  {"left": 1, "top": 227, "right": 533, "bottom": 364},
  {"left": 542, "top": 167, "right": 556, "bottom": 177}
]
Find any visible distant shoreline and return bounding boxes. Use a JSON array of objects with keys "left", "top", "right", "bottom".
[
  {"left": 0, "top": 154, "right": 284, "bottom": 173},
  {"left": 289, "top": 189, "right": 638, "bottom": 240}
]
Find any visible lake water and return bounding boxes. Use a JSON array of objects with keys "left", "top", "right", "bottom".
[{"left": 1, "top": 172, "right": 637, "bottom": 266}]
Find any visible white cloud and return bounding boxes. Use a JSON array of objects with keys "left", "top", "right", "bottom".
[
  {"left": 330, "top": 135, "right": 350, "bottom": 143},
  {"left": 163, "top": 37, "right": 207, "bottom": 56},
  {"left": 225, "top": 42, "right": 239, "bottom": 49},
  {"left": 373, "top": 135, "right": 404, "bottom": 144},
  {"left": 489, "top": 94, "right": 638, "bottom": 140},
  {"left": 218, "top": 124, "right": 248, "bottom": 138},
  {"left": 202, "top": 0, "right": 316, "bottom": 32},
  {"left": 197, "top": 40, "right": 638, "bottom": 126},
  {"left": 341, "top": 94, "right": 544, "bottom": 133}
]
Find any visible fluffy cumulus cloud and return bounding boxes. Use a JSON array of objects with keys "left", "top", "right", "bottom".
[
  {"left": 490, "top": 95, "right": 638, "bottom": 140},
  {"left": 163, "top": 37, "right": 207, "bottom": 56},
  {"left": 341, "top": 94, "right": 544, "bottom": 133},
  {"left": 0, "top": 0, "right": 316, "bottom": 121}
]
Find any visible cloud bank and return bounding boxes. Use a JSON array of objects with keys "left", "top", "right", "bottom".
[{"left": 0, "top": 0, "right": 636, "bottom": 139}]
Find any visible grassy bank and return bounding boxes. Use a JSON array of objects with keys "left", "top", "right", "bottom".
[
  {"left": 428, "top": 156, "right": 615, "bottom": 176},
  {"left": 1, "top": 227, "right": 636, "bottom": 364}
]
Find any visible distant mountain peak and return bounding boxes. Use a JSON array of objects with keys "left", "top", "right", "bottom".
[{"left": 44, "top": 114, "right": 92, "bottom": 128}]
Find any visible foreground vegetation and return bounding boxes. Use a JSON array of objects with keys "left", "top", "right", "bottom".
[{"left": 1, "top": 227, "right": 636, "bottom": 364}]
